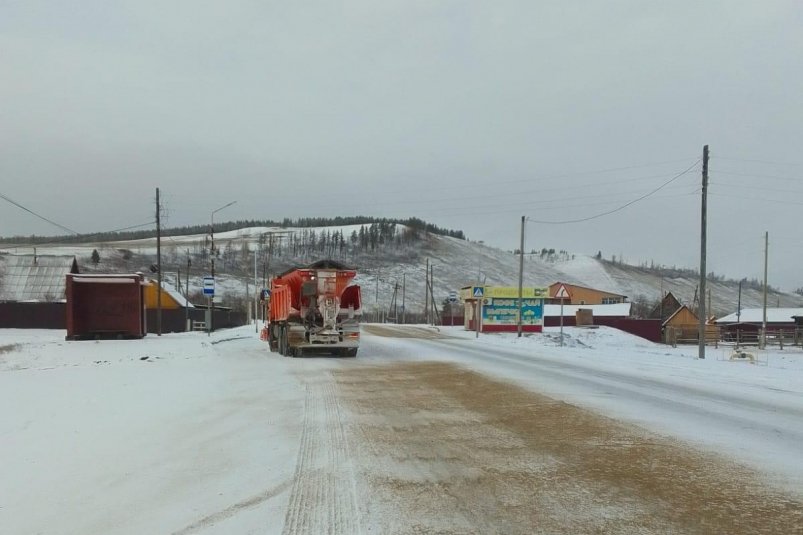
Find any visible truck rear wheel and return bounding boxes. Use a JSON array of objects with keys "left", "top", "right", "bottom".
[{"left": 279, "top": 326, "right": 289, "bottom": 356}]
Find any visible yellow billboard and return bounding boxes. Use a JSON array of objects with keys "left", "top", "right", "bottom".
[{"left": 459, "top": 286, "right": 549, "bottom": 300}]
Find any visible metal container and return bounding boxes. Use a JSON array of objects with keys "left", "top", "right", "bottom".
[{"left": 65, "top": 273, "right": 146, "bottom": 340}]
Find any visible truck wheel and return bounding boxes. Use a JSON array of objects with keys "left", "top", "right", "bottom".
[
  {"left": 293, "top": 347, "right": 303, "bottom": 358},
  {"left": 281, "top": 327, "right": 290, "bottom": 357}
]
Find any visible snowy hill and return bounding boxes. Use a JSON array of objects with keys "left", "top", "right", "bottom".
[{"left": 1, "top": 224, "right": 800, "bottom": 318}]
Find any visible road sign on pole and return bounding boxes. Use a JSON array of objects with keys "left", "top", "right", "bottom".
[
  {"left": 203, "top": 276, "right": 215, "bottom": 296},
  {"left": 448, "top": 291, "right": 458, "bottom": 303},
  {"left": 555, "top": 284, "right": 570, "bottom": 299},
  {"left": 473, "top": 286, "right": 484, "bottom": 298}
]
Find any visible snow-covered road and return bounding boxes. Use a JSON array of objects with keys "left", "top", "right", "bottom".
[
  {"left": 362, "top": 325, "right": 803, "bottom": 495},
  {"left": 2, "top": 325, "right": 802, "bottom": 533}
]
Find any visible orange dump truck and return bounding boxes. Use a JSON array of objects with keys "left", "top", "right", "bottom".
[{"left": 267, "top": 260, "right": 362, "bottom": 357}]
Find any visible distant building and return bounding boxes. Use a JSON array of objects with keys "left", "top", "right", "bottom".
[
  {"left": 0, "top": 254, "right": 79, "bottom": 302},
  {"left": 548, "top": 282, "right": 628, "bottom": 305},
  {"left": 460, "top": 285, "right": 548, "bottom": 333},
  {"left": 142, "top": 279, "right": 197, "bottom": 333},
  {"left": 662, "top": 305, "right": 717, "bottom": 344},
  {"left": 715, "top": 307, "right": 803, "bottom": 341},
  {"left": 648, "top": 292, "right": 683, "bottom": 323},
  {"left": 143, "top": 279, "right": 194, "bottom": 310},
  {"left": 0, "top": 255, "right": 79, "bottom": 329}
]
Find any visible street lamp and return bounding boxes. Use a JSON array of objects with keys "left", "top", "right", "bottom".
[
  {"left": 210, "top": 200, "right": 237, "bottom": 278},
  {"left": 208, "top": 200, "right": 236, "bottom": 334}
]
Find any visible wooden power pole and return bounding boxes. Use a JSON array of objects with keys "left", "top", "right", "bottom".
[
  {"left": 424, "top": 258, "right": 429, "bottom": 324},
  {"left": 156, "top": 187, "right": 162, "bottom": 336},
  {"left": 517, "top": 215, "right": 525, "bottom": 338},
  {"left": 762, "top": 231, "right": 769, "bottom": 348},
  {"left": 698, "top": 145, "right": 709, "bottom": 359}
]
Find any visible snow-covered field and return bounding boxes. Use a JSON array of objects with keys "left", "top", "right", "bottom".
[
  {"left": 2, "top": 325, "right": 802, "bottom": 533},
  {"left": 0, "top": 327, "right": 314, "bottom": 534}
]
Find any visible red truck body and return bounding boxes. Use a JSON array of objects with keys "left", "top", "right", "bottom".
[{"left": 266, "top": 260, "right": 361, "bottom": 357}]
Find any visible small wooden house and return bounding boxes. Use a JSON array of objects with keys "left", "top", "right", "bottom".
[{"left": 663, "top": 305, "right": 718, "bottom": 344}]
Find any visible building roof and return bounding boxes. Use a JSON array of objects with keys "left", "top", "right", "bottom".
[
  {"left": 144, "top": 278, "right": 195, "bottom": 308},
  {"left": 549, "top": 281, "right": 628, "bottom": 299},
  {"left": 715, "top": 307, "right": 803, "bottom": 324},
  {"left": 662, "top": 305, "right": 697, "bottom": 327},
  {"left": 544, "top": 302, "right": 631, "bottom": 317},
  {"left": 649, "top": 292, "right": 682, "bottom": 320},
  {"left": 0, "top": 254, "right": 79, "bottom": 302}
]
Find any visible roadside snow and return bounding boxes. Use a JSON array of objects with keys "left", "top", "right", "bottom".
[{"left": 0, "top": 327, "right": 308, "bottom": 535}]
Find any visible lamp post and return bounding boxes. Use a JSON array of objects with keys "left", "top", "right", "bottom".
[{"left": 209, "top": 200, "right": 236, "bottom": 334}]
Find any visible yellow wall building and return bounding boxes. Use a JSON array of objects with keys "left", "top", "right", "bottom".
[
  {"left": 143, "top": 280, "right": 187, "bottom": 310},
  {"left": 548, "top": 282, "right": 628, "bottom": 305}
]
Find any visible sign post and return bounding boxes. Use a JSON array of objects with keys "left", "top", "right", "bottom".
[
  {"left": 472, "top": 286, "right": 484, "bottom": 338},
  {"left": 448, "top": 291, "right": 457, "bottom": 326},
  {"left": 555, "top": 285, "right": 570, "bottom": 347},
  {"left": 203, "top": 276, "right": 215, "bottom": 336}
]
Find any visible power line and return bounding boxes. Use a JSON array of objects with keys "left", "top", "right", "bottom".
[
  {"left": 0, "top": 192, "right": 79, "bottom": 235},
  {"left": 168, "top": 157, "right": 701, "bottom": 204},
  {"left": 714, "top": 170, "right": 802, "bottom": 183},
  {"left": 709, "top": 182, "right": 803, "bottom": 195},
  {"left": 525, "top": 160, "right": 701, "bottom": 225},
  {"left": 717, "top": 156, "right": 803, "bottom": 167},
  {"left": 419, "top": 190, "right": 698, "bottom": 219},
  {"left": 709, "top": 192, "right": 803, "bottom": 207}
]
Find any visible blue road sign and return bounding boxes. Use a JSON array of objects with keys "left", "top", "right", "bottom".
[
  {"left": 203, "top": 276, "right": 215, "bottom": 296},
  {"left": 473, "top": 286, "right": 484, "bottom": 298}
]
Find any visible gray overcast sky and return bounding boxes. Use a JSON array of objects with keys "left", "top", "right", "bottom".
[{"left": 2, "top": 2, "right": 802, "bottom": 289}]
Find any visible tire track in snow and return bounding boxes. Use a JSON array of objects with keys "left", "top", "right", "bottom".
[
  {"left": 282, "top": 378, "right": 361, "bottom": 535},
  {"left": 170, "top": 480, "right": 292, "bottom": 535}
]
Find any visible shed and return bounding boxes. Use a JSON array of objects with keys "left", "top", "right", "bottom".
[
  {"left": 65, "top": 273, "right": 146, "bottom": 340},
  {"left": 0, "top": 254, "right": 79, "bottom": 302},
  {"left": 0, "top": 254, "right": 79, "bottom": 329},
  {"left": 715, "top": 307, "right": 803, "bottom": 342},
  {"left": 663, "top": 305, "right": 718, "bottom": 344}
]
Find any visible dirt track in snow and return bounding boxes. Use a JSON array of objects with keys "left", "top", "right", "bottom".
[{"left": 314, "top": 360, "right": 802, "bottom": 534}]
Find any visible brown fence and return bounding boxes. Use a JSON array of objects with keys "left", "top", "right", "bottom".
[
  {"left": 144, "top": 308, "right": 247, "bottom": 333},
  {"left": 0, "top": 302, "right": 66, "bottom": 329},
  {"left": 544, "top": 316, "right": 662, "bottom": 343}
]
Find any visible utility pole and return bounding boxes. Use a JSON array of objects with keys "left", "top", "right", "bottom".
[
  {"left": 156, "top": 187, "right": 162, "bottom": 336},
  {"left": 254, "top": 250, "right": 258, "bottom": 333},
  {"left": 762, "top": 231, "right": 769, "bottom": 349},
  {"left": 425, "top": 258, "right": 429, "bottom": 324},
  {"left": 517, "top": 215, "right": 525, "bottom": 338},
  {"left": 209, "top": 200, "right": 236, "bottom": 335},
  {"left": 429, "top": 264, "right": 438, "bottom": 324},
  {"left": 698, "top": 145, "right": 709, "bottom": 359},
  {"left": 737, "top": 279, "right": 742, "bottom": 324},
  {"left": 185, "top": 253, "right": 191, "bottom": 331},
  {"left": 402, "top": 272, "right": 406, "bottom": 324}
]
